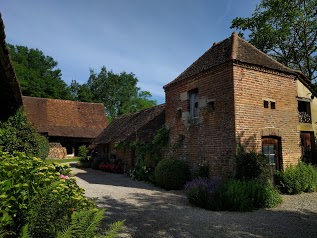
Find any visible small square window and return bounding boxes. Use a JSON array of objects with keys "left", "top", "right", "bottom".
[
  {"left": 264, "top": 100, "right": 269, "bottom": 108},
  {"left": 271, "top": 101, "right": 276, "bottom": 109}
]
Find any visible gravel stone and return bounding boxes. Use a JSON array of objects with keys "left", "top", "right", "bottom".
[{"left": 71, "top": 166, "right": 317, "bottom": 238}]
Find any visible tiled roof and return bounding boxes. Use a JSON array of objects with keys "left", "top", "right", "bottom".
[
  {"left": 92, "top": 104, "right": 165, "bottom": 145},
  {"left": 164, "top": 32, "right": 315, "bottom": 94},
  {"left": 23, "top": 96, "right": 108, "bottom": 139},
  {"left": 0, "top": 13, "right": 23, "bottom": 121}
]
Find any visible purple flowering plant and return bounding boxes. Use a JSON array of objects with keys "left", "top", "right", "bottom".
[{"left": 184, "top": 177, "right": 223, "bottom": 209}]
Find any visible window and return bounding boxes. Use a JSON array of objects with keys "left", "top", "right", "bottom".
[
  {"left": 262, "top": 145, "right": 275, "bottom": 165},
  {"left": 189, "top": 90, "right": 199, "bottom": 119},
  {"left": 264, "top": 100, "right": 275, "bottom": 109},
  {"left": 264, "top": 100, "right": 269, "bottom": 108},
  {"left": 298, "top": 100, "right": 311, "bottom": 123}
]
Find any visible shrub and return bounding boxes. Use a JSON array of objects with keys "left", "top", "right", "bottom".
[
  {"left": 127, "top": 158, "right": 154, "bottom": 182},
  {"left": 0, "top": 150, "right": 95, "bottom": 236},
  {"left": 184, "top": 177, "right": 222, "bottom": 209},
  {"left": 78, "top": 145, "right": 91, "bottom": 168},
  {"left": 217, "top": 180, "right": 282, "bottom": 211},
  {"left": 193, "top": 160, "right": 209, "bottom": 178},
  {"left": 155, "top": 159, "right": 190, "bottom": 190},
  {"left": 19, "top": 209, "right": 124, "bottom": 238},
  {"left": 235, "top": 151, "right": 271, "bottom": 182},
  {"left": 275, "top": 162, "right": 317, "bottom": 194},
  {"left": 0, "top": 108, "right": 49, "bottom": 159}
]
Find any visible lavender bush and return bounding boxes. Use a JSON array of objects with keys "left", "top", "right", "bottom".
[{"left": 184, "top": 177, "right": 223, "bottom": 209}]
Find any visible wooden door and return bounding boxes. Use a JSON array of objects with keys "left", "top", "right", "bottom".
[
  {"left": 300, "top": 132, "right": 315, "bottom": 164},
  {"left": 262, "top": 137, "right": 280, "bottom": 175}
]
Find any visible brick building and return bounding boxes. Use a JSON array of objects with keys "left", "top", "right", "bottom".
[
  {"left": 0, "top": 13, "right": 22, "bottom": 122},
  {"left": 92, "top": 104, "right": 165, "bottom": 170},
  {"left": 163, "top": 32, "right": 316, "bottom": 178},
  {"left": 23, "top": 96, "right": 107, "bottom": 158}
]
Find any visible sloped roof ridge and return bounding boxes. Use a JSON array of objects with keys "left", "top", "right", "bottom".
[
  {"left": 22, "top": 96, "right": 105, "bottom": 106},
  {"left": 164, "top": 35, "right": 232, "bottom": 88},
  {"left": 233, "top": 32, "right": 294, "bottom": 73},
  {"left": 116, "top": 103, "right": 165, "bottom": 119},
  {"left": 92, "top": 104, "right": 165, "bottom": 145}
]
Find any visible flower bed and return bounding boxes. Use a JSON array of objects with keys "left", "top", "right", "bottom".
[{"left": 99, "top": 162, "right": 124, "bottom": 173}]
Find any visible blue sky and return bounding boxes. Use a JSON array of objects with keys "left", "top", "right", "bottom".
[{"left": 1, "top": 0, "right": 259, "bottom": 104}]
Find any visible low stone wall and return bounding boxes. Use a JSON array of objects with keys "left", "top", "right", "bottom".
[{"left": 48, "top": 143, "right": 67, "bottom": 159}]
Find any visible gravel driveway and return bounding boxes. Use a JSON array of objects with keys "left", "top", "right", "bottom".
[{"left": 71, "top": 166, "right": 317, "bottom": 238}]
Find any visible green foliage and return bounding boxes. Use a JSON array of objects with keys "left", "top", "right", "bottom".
[
  {"left": 231, "top": 0, "right": 317, "bottom": 81},
  {"left": 121, "top": 126, "right": 170, "bottom": 183},
  {"left": 235, "top": 151, "right": 271, "bottom": 182},
  {"left": 185, "top": 178, "right": 282, "bottom": 211},
  {"left": 0, "top": 108, "right": 49, "bottom": 159},
  {"left": 127, "top": 158, "right": 155, "bottom": 183},
  {"left": 0, "top": 150, "right": 94, "bottom": 236},
  {"left": 56, "top": 209, "right": 104, "bottom": 238},
  {"left": 19, "top": 209, "right": 124, "bottom": 238},
  {"left": 70, "top": 67, "right": 157, "bottom": 120},
  {"left": 275, "top": 162, "right": 317, "bottom": 194},
  {"left": 155, "top": 159, "right": 190, "bottom": 190},
  {"left": 193, "top": 160, "right": 209, "bottom": 178},
  {"left": 217, "top": 180, "right": 282, "bottom": 211},
  {"left": 77, "top": 145, "right": 91, "bottom": 168},
  {"left": 8, "top": 44, "right": 73, "bottom": 99}
]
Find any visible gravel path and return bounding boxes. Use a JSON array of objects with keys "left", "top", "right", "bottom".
[{"left": 71, "top": 166, "right": 317, "bottom": 238}]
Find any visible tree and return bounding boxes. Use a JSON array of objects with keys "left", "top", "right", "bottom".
[
  {"left": 71, "top": 66, "right": 157, "bottom": 120},
  {"left": 8, "top": 44, "right": 74, "bottom": 99},
  {"left": 231, "top": 0, "right": 317, "bottom": 81}
]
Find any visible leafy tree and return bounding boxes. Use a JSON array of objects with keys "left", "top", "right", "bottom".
[
  {"left": 71, "top": 66, "right": 157, "bottom": 120},
  {"left": 231, "top": 0, "right": 317, "bottom": 81},
  {"left": 8, "top": 44, "right": 74, "bottom": 99},
  {"left": 0, "top": 108, "right": 49, "bottom": 159}
]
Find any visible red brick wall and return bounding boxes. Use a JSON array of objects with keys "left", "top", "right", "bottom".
[
  {"left": 165, "top": 63, "right": 236, "bottom": 178},
  {"left": 233, "top": 64, "right": 301, "bottom": 168},
  {"left": 97, "top": 143, "right": 134, "bottom": 171}
]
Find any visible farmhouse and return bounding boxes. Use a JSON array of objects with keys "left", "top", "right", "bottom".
[
  {"left": 92, "top": 104, "right": 165, "bottom": 170},
  {"left": 23, "top": 96, "right": 107, "bottom": 158},
  {"left": 163, "top": 32, "right": 317, "bottom": 178},
  {"left": 0, "top": 13, "right": 22, "bottom": 122}
]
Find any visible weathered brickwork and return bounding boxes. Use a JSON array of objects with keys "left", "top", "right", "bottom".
[
  {"left": 165, "top": 61, "right": 303, "bottom": 178},
  {"left": 97, "top": 143, "right": 134, "bottom": 171},
  {"left": 165, "top": 63, "right": 236, "bottom": 178},
  {"left": 233, "top": 64, "right": 302, "bottom": 167}
]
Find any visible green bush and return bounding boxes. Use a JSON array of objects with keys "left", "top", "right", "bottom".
[
  {"left": 127, "top": 158, "right": 154, "bottom": 182},
  {"left": 78, "top": 145, "right": 91, "bottom": 168},
  {"left": 275, "top": 162, "right": 317, "bottom": 194},
  {"left": 0, "top": 108, "right": 49, "bottom": 159},
  {"left": 19, "top": 209, "right": 124, "bottom": 238},
  {"left": 193, "top": 160, "right": 209, "bottom": 178},
  {"left": 235, "top": 151, "right": 271, "bottom": 182},
  {"left": 217, "top": 180, "right": 282, "bottom": 211},
  {"left": 155, "top": 159, "right": 190, "bottom": 190},
  {"left": 0, "top": 150, "right": 95, "bottom": 236},
  {"left": 185, "top": 178, "right": 282, "bottom": 212}
]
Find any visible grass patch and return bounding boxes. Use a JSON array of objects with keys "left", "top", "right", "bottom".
[{"left": 45, "top": 157, "right": 80, "bottom": 164}]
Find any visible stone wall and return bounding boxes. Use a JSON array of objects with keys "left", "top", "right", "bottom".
[{"left": 48, "top": 142, "right": 67, "bottom": 159}]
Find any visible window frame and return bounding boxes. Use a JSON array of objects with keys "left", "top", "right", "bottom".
[{"left": 188, "top": 89, "right": 199, "bottom": 119}]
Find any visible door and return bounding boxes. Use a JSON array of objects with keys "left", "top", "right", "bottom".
[
  {"left": 300, "top": 132, "right": 315, "bottom": 164},
  {"left": 262, "top": 137, "right": 280, "bottom": 175}
]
